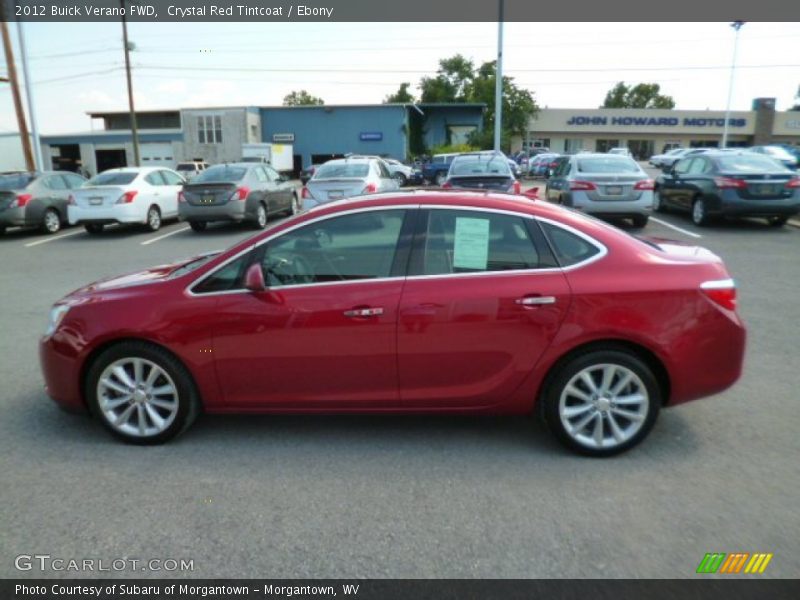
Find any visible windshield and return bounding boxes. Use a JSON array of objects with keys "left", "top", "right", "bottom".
[
  {"left": 716, "top": 155, "right": 790, "bottom": 172},
  {"left": 576, "top": 158, "right": 640, "bottom": 173},
  {"left": 176, "top": 164, "right": 197, "bottom": 171},
  {"left": 450, "top": 157, "right": 511, "bottom": 176},
  {"left": 87, "top": 172, "right": 138, "bottom": 186},
  {"left": 193, "top": 165, "right": 247, "bottom": 183},
  {"left": 313, "top": 163, "right": 369, "bottom": 179},
  {"left": 0, "top": 174, "right": 33, "bottom": 191}
]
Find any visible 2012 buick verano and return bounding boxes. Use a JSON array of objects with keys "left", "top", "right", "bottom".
[{"left": 40, "top": 191, "right": 746, "bottom": 456}]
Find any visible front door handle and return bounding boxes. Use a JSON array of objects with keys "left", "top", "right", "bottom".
[
  {"left": 343, "top": 307, "right": 384, "bottom": 318},
  {"left": 515, "top": 296, "right": 556, "bottom": 306}
]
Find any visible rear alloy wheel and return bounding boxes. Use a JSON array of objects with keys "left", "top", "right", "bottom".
[
  {"left": 254, "top": 203, "right": 268, "bottom": 229},
  {"left": 146, "top": 206, "right": 162, "bottom": 232},
  {"left": 542, "top": 349, "right": 661, "bottom": 456},
  {"left": 435, "top": 172, "right": 447, "bottom": 186},
  {"left": 285, "top": 194, "right": 299, "bottom": 216},
  {"left": 86, "top": 342, "right": 199, "bottom": 444},
  {"left": 393, "top": 173, "right": 407, "bottom": 187},
  {"left": 691, "top": 197, "right": 710, "bottom": 227},
  {"left": 189, "top": 221, "right": 207, "bottom": 232},
  {"left": 767, "top": 216, "right": 788, "bottom": 227},
  {"left": 84, "top": 223, "right": 104, "bottom": 234},
  {"left": 42, "top": 208, "right": 61, "bottom": 234},
  {"left": 631, "top": 215, "right": 649, "bottom": 228},
  {"left": 652, "top": 189, "right": 665, "bottom": 212}
]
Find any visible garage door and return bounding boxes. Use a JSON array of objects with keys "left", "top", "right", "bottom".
[{"left": 140, "top": 143, "right": 174, "bottom": 168}]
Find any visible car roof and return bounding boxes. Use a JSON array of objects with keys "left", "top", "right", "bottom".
[
  {"left": 321, "top": 157, "right": 373, "bottom": 165},
  {"left": 99, "top": 166, "right": 167, "bottom": 174}
]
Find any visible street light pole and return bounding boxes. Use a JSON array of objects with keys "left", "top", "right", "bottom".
[
  {"left": 0, "top": 19, "right": 35, "bottom": 171},
  {"left": 721, "top": 21, "right": 745, "bottom": 149},
  {"left": 121, "top": 0, "right": 140, "bottom": 166},
  {"left": 493, "top": 0, "right": 504, "bottom": 152}
]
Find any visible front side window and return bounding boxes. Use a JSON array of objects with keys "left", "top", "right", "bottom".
[
  {"left": 193, "top": 253, "right": 250, "bottom": 294},
  {"left": 418, "top": 210, "right": 548, "bottom": 276},
  {"left": 262, "top": 210, "right": 407, "bottom": 287},
  {"left": 673, "top": 158, "right": 692, "bottom": 175}
]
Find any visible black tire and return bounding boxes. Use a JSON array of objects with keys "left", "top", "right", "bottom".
[
  {"left": 767, "top": 216, "right": 788, "bottom": 227},
  {"left": 691, "top": 196, "right": 710, "bottom": 227},
  {"left": 253, "top": 202, "right": 268, "bottom": 229},
  {"left": 42, "top": 208, "right": 62, "bottom": 234},
  {"left": 0, "top": 225, "right": 6, "bottom": 235},
  {"left": 189, "top": 220, "right": 207, "bottom": 232},
  {"left": 631, "top": 215, "right": 649, "bottom": 228},
  {"left": 84, "top": 223, "right": 104, "bottom": 234},
  {"left": 146, "top": 205, "right": 162, "bottom": 232},
  {"left": 393, "top": 172, "right": 407, "bottom": 187},
  {"left": 85, "top": 341, "right": 200, "bottom": 445},
  {"left": 541, "top": 348, "right": 662, "bottom": 457},
  {"left": 652, "top": 189, "right": 666, "bottom": 213}
]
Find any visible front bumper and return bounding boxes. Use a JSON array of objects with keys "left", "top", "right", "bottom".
[
  {"left": 39, "top": 334, "right": 86, "bottom": 413},
  {"left": 179, "top": 201, "right": 246, "bottom": 223},
  {"left": 68, "top": 204, "right": 145, "bottom": 225}
]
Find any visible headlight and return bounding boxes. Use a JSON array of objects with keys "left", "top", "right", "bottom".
[{"left": 45, "top": 305, "right": 70, "bottom": 336}]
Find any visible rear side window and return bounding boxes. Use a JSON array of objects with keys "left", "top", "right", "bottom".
[
  {"left": 540, "top": 222, "right": 602, "bottom": 268},
  {"left": 160, "top": 170, "right": 184, "bottom": 185},
  {"left": 418, "top": 210, "right": 551, "bottom": 275}
]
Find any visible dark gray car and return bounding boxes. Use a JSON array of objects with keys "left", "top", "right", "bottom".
[
  {"left": 0, "top": 171, "right": 87, "bottom": 235},
  {"left": 180, "top": 163, "right": 298, "bottom": 232}
]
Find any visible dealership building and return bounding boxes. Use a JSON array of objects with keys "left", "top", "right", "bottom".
[
  {"left": 37, "top": 103, "right": 485, "bottom": 176},
  {"left": 515, "top": 98, "right": 800, "bottom": 158}
]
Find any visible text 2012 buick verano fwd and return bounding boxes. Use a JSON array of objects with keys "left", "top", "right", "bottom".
[{"left": 40, "top": 191, "right": 746, "bottom": 456}]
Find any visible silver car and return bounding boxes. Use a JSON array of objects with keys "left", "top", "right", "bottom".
[
  {"left": 302, "top": 157, "right": 398, "bottom": 210},
  {"left": 544, "top": 153, "right": 654, "bottom": 227}
]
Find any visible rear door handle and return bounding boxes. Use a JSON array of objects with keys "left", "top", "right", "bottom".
[
  {"left": 343, "top": 307, "right": 384, "bottom": 318},
  {"left": 515, "top": 296, "right": 556, "bottom": 306}
]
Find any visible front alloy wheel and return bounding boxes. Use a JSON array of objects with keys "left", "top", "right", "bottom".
[
  {"left": 543, "top": 350, "right": 660, "bottom": 456},
  {"left": 692, "top": 197, "right": 710, "bottom": 226},
  {"left": 652, "top": 189, "right": 665, "bottom": 212}
]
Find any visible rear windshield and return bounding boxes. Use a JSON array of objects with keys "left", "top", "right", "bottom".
[
  {"left": 87, "top": 172, "right": 138, "bottom": 186},
  {"left": 314, "top": 163, "right": 369, "bottom": 179},
  {"left": 193, "top": 165, "right": 247, "bottom": 183},
  {"left": 450, "top": 157, "right": 512, "bottom": 176},
  {"left": 576, "top": 158, "right": 640, "bottom": 173},
  {"left": 715, "top": 155, "right": 790, "bottom": 172},
  {"left": 176, "top": 164, "right": 198, "bottom": 171},
  {"left": 0, "top": 174, "right": 33, "bottom": 191}
]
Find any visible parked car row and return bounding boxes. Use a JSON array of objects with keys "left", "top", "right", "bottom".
[{"left": 650, "top": 145, "right": 799, "bottom": 170}]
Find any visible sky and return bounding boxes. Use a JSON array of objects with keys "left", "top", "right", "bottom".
[{"left": 1, "top": 21, "right": 799, "bottom": 134}]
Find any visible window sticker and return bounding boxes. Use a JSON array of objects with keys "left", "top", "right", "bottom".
[{"left": 453, "top": 217, "right": 490, "bottom": 270}]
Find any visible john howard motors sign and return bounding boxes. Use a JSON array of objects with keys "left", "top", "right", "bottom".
[{"left": 565, "top": 116, "right": 747, "bottom": 127}]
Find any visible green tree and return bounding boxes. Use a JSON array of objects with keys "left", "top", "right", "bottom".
[
  {"left": 384, "top": 82, "right": 416, "bottom": 104},
  {"left": 419, "top": 54, "right": 475, "bottom": 103},
  {"left": 282, "top": 90, "right": 324, "bottom": 106},
  {"left": 602, "top": 82, "right": 675, "bottom": 109}
]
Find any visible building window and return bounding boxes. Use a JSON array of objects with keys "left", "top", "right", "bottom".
[
  {"left": 197, "top": 115, "right": 222, "bottom": 144},
  {"left": 564, "top": 139, "right": 584, "bottom": 153},
  {"left": 595, "top": 139, "right": 620, "bottom": 153}
]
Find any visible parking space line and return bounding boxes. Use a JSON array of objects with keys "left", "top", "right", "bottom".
[
  {"left": 650, "top": 217, "right": 702, "bottom": 239},
  {"left": 23, "top": 229, "right": 86, "bottom": 247},
  {"left": 141, "top": 226, "right": 191, "bottom": 245}
]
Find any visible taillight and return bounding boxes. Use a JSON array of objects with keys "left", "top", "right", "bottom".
[
  {"left": 441, "top": 181, "right": 452, "bottom": 189},
  {"left": 512, "top": 180, "right": 521, "bottom": 194},
  {"left": 11, "top": 193, "right": 32, "bottom": 208},
  {"left": 229, "top": 186, "right": 249, "bottom": 201},
  {"left": 362, "top": 183, "right": 377, "bottom": 194},
  {"left": 714, "top": 177, "right": 747, "bottom": 189},
  {"left": 116, "top": 191, "right": 138, "bottom": 204},
  {"left": 634, "top": 179, "right": 655, "bottom": 190},
  {"left": 548, "top": 162, "right": 557, "bottom": 167},
  {"left": 67, "top": 194, "right": 75, "bottom": 206},
  {"left": 701, "top": 279, "right": 737, "bottom": 311},
  {"left": 569, "top": 181, "right": 597, "bottom": 191},
  {"left": 786, "top": 177, "right": 800, "bottom": 189},
  {"left": 178, "top": 191, "right": 186, "bottom": 203},
  {"left": 301, "top": 187, "right": 311, "bottom": 199}
]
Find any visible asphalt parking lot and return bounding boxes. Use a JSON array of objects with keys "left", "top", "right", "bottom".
[{"left": 1, "top": 180, "right": 798, "bottom": 579}]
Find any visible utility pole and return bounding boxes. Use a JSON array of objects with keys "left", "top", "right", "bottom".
[
  {"left": 0, "top": 19, "right": 35, "bottom": 171},
  {"left": 16, "top": 21, "right": 44, "bottom": 170},
  {"left": 493, "top": 0, "right": 504, "bottom": 152},
  {"left": 721, "top": 21, "right": 745, "bottom": 148},
  {"left": 121, "top": 0, "right": 140, "bottom": 166}
]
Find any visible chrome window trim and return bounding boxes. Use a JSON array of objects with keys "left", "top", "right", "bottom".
[{"left": 184, "top": 203, "right": 608, "bottom": 297}]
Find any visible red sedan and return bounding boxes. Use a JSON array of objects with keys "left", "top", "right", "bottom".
[{"left": 39, "top": 191, "right": 745, "bottom": 456}]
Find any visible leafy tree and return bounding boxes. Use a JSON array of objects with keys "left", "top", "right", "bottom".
[
  {"left": 791, "top": 85, "right": 800, "bottom": 111},
  {"left": 602, "top": 82, "right": 675, "bottom": 109},
  {"left": 419, "top": 54, "right": 475, "bottom": 103},
  {"left": 384, "top": 82, "right": 416, "bottom": 104},
  {"left": 282, "top": 90, "right": 324, "bottom": 106}
]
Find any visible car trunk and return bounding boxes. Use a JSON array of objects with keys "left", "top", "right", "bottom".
[
  {"left": 0, "top": 191, "right": 22, "bottom": 211},
  {"left": 575, "top": 174, "right": 645, "bottom": 201},
  {"left": 182, "top": 182, "right": 239, "bottom": 206},
  {"left": 306, "top": 178, "right": 368, "bottom": 202},
  {"left": 72, "top": 186, "right": 130, "bottom": 208},
  {"left": 719, "top": 171, "right": 795, "bottom": 200},
  {"left": 447, "top": 176, "right": 513, "bottom": 191}
]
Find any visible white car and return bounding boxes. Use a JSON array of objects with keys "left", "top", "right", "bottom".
[
  {"left": 382, "top": 158, "right": 415, "bottom": 186},
  {"left": 68, "top": 167, "right": 185, "bottom": 234},
  {"left": 608, "top": 147, "right": 633, "bottom": 158}
]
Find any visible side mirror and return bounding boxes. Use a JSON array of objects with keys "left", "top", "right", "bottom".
[{"left": 244, "top": 264, "right": 266, "bottom": 292}]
